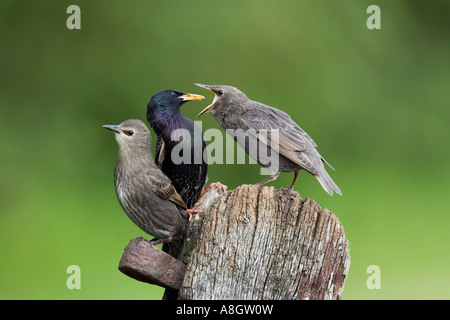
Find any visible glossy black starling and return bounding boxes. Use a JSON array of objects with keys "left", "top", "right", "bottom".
[
  {"left": 147, "top": 90, "right": 209, "bottom": 209},
  {"left": 103, "top": 119, "right": 189, "bottom": 249},
  {"left": 195, "top": 84, "right": 342, "bottom": 196}
]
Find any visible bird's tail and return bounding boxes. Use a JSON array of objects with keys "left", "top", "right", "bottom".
[{"left": 315, "top": 168, "right": 342, "bottom": 196}]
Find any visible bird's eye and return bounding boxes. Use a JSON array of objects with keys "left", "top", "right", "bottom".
[
  {"left": 124, "top": 130, "right": 134, "bottom": 136},
  {"left": 171, "top": 92, "right": 177, "bottom": 98},
  {"left": 217, "top": 90, "right": 224, "bottom": 96}
]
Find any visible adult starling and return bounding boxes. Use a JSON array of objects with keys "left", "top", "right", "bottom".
[
  {"left": 195, "top": 84, "right": 342, "bottom": 196},
  {"left": 103, "top": 119, "right": 189, "bottom": 250},
  {"left": 147, "top": 89, "right": 210, "bottom": 209}
]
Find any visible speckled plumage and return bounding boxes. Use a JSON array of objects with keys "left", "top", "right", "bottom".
[
  {"left": 196, "top": 84, "right": 342, "bottom": 196},
  {"left": 147, "top": 90, "right": 208, "bottom": 208},
  {"left": 103, "top": 119, "right": 188, "bottom": 247}
]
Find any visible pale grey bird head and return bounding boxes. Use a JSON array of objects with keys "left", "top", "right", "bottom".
[
  {"left": 195, "top": 83, "right": 248, "bottom": 118},
  {"left": 103, "top": 119, "right": 152, "bottom": 157}
]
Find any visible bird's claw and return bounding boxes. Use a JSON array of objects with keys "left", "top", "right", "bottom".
[
  {"left": 199, "top": 182, "right": 228, "bottom": 198},
  {"left": 186, "top": 205, "right": 203, "bottom": 221},
  {"left": 187, "top": 182, "right": 227, "bottom": 221},
  {"left": 148, "top": 237, "right": 171, "bottom": 246}
]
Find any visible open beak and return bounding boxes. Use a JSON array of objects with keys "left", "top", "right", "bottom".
[
  {"left": 103, "top": 124, "right": 120, "bottom": 134},
  {"left": 180, "top": 93, "right": 205, "bottom": 102},
  {"left": 194, "top": 83, "right": 215, "bottom": 95},
  {"left": 196, "top": 105, "right": 212, "bottom": 118},
  {"left": 195, "top": 83, "right": 215, "bottom": 118}
]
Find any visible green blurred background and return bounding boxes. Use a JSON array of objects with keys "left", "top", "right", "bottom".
[{"left": 0, "top": 0, "right": 449, "bottom": 299}]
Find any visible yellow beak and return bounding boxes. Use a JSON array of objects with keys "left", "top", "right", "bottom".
[
  {"left": 196, "top": 105, "right": 212, "bottom": 118},
  {"left": 194, "top": 83, "right": 215, "bottom": 95},
  {"left": 180, "top": 93, "right": 205, "bottom": 101},
  {"left": 194, "top": 83, "right": 215, "bottom": 118}
]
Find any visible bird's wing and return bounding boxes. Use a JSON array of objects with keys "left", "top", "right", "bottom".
[
  {"left": 242, "top": 105, "right": 319, "bottom": 174},
  {"left": 154, "top": 136, "right": 165, "bottom": 170},
  {"left": 153, "top": 177, "right": 188, "bottom": 210}
]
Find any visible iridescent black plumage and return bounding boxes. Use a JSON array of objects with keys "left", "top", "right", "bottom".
[{"left": 147, "top": 89, "right": 208, "bottom": 209}]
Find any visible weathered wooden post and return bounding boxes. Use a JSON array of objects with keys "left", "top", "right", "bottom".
[{"left": 119, "top": 184, "right": 350, "bottom": 300}]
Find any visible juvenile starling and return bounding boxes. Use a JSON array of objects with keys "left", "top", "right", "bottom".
[
  {"left": 195, "top": 84, "right": 342, "bottom": 196},
  {"left": 103, "top": 119, "right": 189, "bottom": 249},
  {"left": 147, "top": 89, "right": 210, "bottom": 209}
]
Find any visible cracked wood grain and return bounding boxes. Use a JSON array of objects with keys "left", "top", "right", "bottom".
[{"left": 178, "top": 184, "right": 350, "bottom": 300}]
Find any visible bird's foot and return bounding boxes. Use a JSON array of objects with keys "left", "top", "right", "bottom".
[
  {"left": 255, "top": 172, "right": 281, "bottom": 188},
  {"left": 186, "top": 204, "right": 203, "bottom": 221},
  {"left": 199, "top": 182, "right": 228, "bottom": 198},
  {"left": 187, "top": 182, "right": 227, "bottom": 221},
  {"left": 149, "top": 237, "right": 171, "bottom": 246}
]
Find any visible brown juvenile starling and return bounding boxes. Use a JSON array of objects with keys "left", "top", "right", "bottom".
[
  {"left": 195, "top": 84, "right": 342, "bottom": 196},
  {"left": 103, "top": 119, "right": 189, "bottom": 249}
]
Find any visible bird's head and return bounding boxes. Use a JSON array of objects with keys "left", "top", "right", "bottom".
[
  {"left": 147, "top": 89, "right": 204, "bottom": 130},
  {"left": 195, "top": 84, "right": 247, "bottom": 118},
  {"left": 103, "top": 119, "right": 152, "bottom": 155}
]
